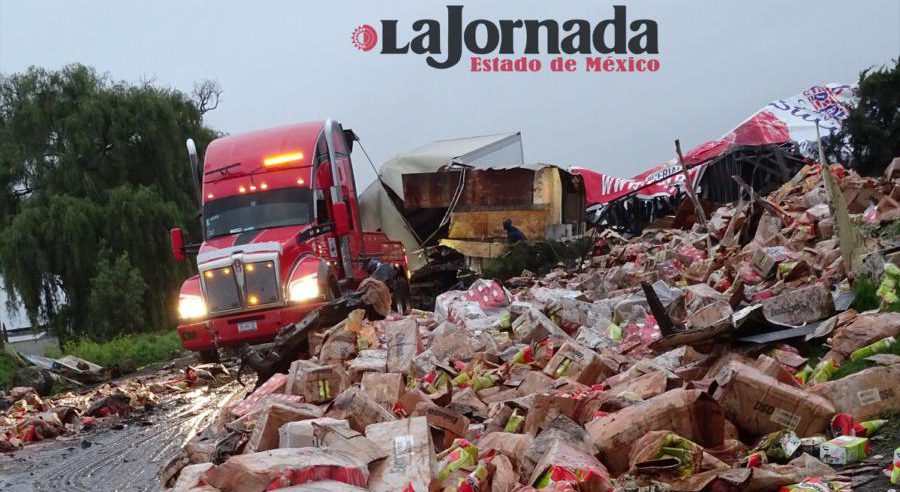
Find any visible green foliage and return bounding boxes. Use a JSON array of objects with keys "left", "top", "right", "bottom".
[
  {"left": 87, "top": 251, "right": 147, "bottom": 339},
  {"left": 45, "top": 330, "right": 182, "bottom": 369},
  {"left": 831, "top": 60, "right": 900, "bottom": 176},
  {"left": 850, "top": 277, "right": 881, "bottom": 312},
  {"left": 483, "top": 238, "right": 595, "bottom": 281},
  {"left": 0, "top": 65, "right": 219, "bottom": 339},
  {"left": 878, "top": 220, "right": 900, "bottom": 239}
]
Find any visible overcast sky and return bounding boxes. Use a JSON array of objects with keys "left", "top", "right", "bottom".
[{"left": 1, "top": 1, "right": 898, "bottom": 188}]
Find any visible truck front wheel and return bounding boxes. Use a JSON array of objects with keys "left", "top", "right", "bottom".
[{"left": 198, "top": 348, "right": 220, "bottom": 364}]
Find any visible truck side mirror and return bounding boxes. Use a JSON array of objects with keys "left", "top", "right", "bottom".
[
  {"left": 170, "top": 228, "right": 186, "bottom": 262},
  {"left": 333, "top": 202, "right": 350, "bottom": 236}
]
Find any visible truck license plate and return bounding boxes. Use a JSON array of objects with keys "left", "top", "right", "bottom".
[{"left": 237, "top": 320, "right": 257, "bottom": 333}]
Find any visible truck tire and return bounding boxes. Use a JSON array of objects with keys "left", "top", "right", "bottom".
[
  {"left": 13, "top": 367, "right": 53, "bottom": 396},
  {"left": 394, "top": 275, "right": 412, "bottom": 315},
  {"left": 327, "top": 276, "right": 340, "bottom": 301},
  {"left": 198, "top": 349, "right": 220, "bottom": 364}
]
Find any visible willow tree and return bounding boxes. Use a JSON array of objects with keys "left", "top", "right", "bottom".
[{"left": 0, "top": 64, "right": 218, "bottom": 340}]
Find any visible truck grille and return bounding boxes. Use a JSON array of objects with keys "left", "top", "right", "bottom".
[
  {"left": 243, "top": 261, "right": 279, "bottom": 306},
  {"left": 203, "top": 261, "right": 279, "bottom": 314}
]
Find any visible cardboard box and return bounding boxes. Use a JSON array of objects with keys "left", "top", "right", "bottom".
[
  {"left": 171, "top": 462, "right": 213, "bottom": 491},
  {"left": 384, "top": 317, "right": 421, "bottom": 374},
  {"left": 542, "top": 342, "right": 607, "bottom": 384},
  {"left": 325, "top": 386, "right": 396, "bottom": 433},
  {"left": 313, "top": 423, "right": 389, "bottom": 465},
  {"left": 523, "top": 415, "right": 596, "bottom": 478},
  {"left": 365, "top": 417, "right": 435, "bottom": 492},
  {"left": 477, "top": 432, "right": 534, "bottom": 467},
  {"left": 712, "top": 362, "right": 834, "bottom": 437},
  {"left": 512, "top": 307, "right": 572, "bottom": 344},
  {"left": 608, "top": 370, "right": 668, "bottom": 400},
  {"left": 527, "top": 440, "right": 610, "bottom": 490},
  {"left": 205, "top": 448, "right": 369, "bottom": 492},
  {"left": 286, "top": 360, "right": 349, "bottom": 404},
  {"left": 754, "top": 354, "right": 803, "bottom": 389},
  {"left": 414, "top": 401, "right": 470, "bottom": 449},
  {"left": 810, "top": 364, "right": 900, "bottom": 421},
  {"left": 516, "top": 370, "right": 555, "bottom": 396},
  {"left": 246, "top": 402, "right": 324, "bottom": 452},
  {"left": 231, "top": 373, "right": 289, "bottom": 418},
  {"left": 819, "top": 436, "right": 868, "bottom": 465},
  {"left": 278, "top": 481, "right": 367, "bottom": 491},
  {"left": 684, "top": 283, "right": 728, "bottom": 313},
  {"left": 279, "top": 417, "right": 350, "bottom": 448},
  {"left": 760, "top": 284, "right": 834, "bottom": 326},
  {"left": 524, "top": 393, "right": 581, "bottom": 435},
  {"left": 348, "top": 349, "right": 387, "bottom": 382},
  {"left": 361, "top": 372, "right": 404, "bottom": 408},
  {"left": 318, "top": 325, "right": 358, "bottom": 365},
  {"left": 450, "top": 387, "right": 489, "bottom": 419},
  {"left": 751, "top": 246, "right": 794, "bottom": 278},
  {"left": 427, "top": 331, "right": 480, "bottom": 362},
  {"left": 586, "top": 389, "right": 724, "bottom": 473},
  {"left": 550, "top": 297, "right": 611, "bottom": 332},
  {"left": 687, "top": 300, "right": 733, "bottom": 330},
  {"left": 829, "top": 312, "right": 900, "bottom": 357}
]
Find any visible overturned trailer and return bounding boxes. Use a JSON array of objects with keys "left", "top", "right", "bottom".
[
  {"left": 576, "top": 83, "right": 857, "bottom": 233},
  {"left": 359, "top": 132, "right": 585, "bottom": 307}
]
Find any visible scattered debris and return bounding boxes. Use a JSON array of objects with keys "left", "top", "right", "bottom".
[{"left": 8, "top": 158, "right": 898, "bottom": 491}]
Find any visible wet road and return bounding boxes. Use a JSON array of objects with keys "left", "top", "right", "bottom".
[{"left": 0, "top": 381, "right": 246, "bottom": 492}]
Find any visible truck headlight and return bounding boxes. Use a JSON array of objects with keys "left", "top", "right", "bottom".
[
  {"left": 289, "top": 276, "right": 320, "bottom": 302},
  {"left": 178, "top": 295, "right": 207, "bottom": 319}
]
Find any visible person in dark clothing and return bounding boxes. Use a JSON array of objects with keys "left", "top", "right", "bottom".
[{"left": 502, "top": 218, "right": 527, "bottom": 244}]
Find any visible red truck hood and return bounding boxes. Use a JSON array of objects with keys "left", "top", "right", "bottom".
[{"left": 197, "top": 225, "right": 309, "bottom": 265}]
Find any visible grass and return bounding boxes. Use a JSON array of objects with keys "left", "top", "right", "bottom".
[
  {"left": 804, "top": 334, "right": 900, "bottom": 382},
  {"left": 45, "top": 330, "right": 184, "bottom": 370},
  {"left": 0, "top": 346, "right": 23, "bottom": 390},
  {"left": 831, "top": 336, "right": 900, "bottom": 380}
]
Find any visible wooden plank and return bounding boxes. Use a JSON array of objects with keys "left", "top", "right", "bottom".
[
  {"left": 439, "top": 239, "right": 508, "bottom": 259},
  {"left": 447, "top": 209, "right": 549, "bottom": 240},
  {"left": 402, "top": 169, "right": 535, "bottom": 209}
]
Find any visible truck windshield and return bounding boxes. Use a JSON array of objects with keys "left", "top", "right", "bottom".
[{"left": 204, "top": 188, "right": 313, "bottom": 239}]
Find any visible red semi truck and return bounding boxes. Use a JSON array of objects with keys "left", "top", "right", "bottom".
[{"left": 170, "top": 119, "right": 408, "bottom": 361}]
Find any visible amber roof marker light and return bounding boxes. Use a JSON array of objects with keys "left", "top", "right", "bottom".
[{"left": 263, "top": 152, "right": 304, "bottom": 167}]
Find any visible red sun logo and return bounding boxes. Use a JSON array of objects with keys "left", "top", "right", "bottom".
[{"left": 351, "top": 24, "right": 378, "bottom": 52}]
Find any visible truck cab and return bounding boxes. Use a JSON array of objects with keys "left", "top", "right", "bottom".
[{"left": 170, "top": 119, "right": 407, "bottom": 360}]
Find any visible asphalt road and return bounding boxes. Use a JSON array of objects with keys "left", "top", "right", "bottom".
[{"left": 0, "top": 381, "right": 246, "bottom": 492}]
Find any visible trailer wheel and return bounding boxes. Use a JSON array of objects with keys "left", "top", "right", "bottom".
[
  {"left": 198, "top": 349, "right": 220, "bottom": 364},
  {"left": 394, "top": 275, "right": 412, "bottom": 315},
  {"left": 326, "top": 276, "right": 340, "bottom": 301}
]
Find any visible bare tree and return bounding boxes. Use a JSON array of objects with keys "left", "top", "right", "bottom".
[{"left": 193, "top": 79, "right": 223, "bottom": 115}]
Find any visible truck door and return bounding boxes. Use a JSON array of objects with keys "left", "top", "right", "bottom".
[
  {"left": 312, "top": 121, "right": 362, "bottom": 281},
  {"left": 323, "top": 120, "right": 364, "bottom": 280}
]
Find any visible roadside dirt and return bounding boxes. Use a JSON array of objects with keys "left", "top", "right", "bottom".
[
  {"left": 0, "top": 380, "right": 247, "bottom": 492},
  {"left": 849, "top": 413, "right": 900, "bottom": 491}
]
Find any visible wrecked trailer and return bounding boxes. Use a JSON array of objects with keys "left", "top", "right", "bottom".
[
  {"left": 401, "top": 164, "right": 586, "bottom": 270},
  {"left": 358, "top": 133, "right": 585, "bottom": 308},
  {"left": 580, "top": 143, "right": 807, "bottom": 234},
  {"left": 359, "top": 132, "right": 525, "bottom": 271}
]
